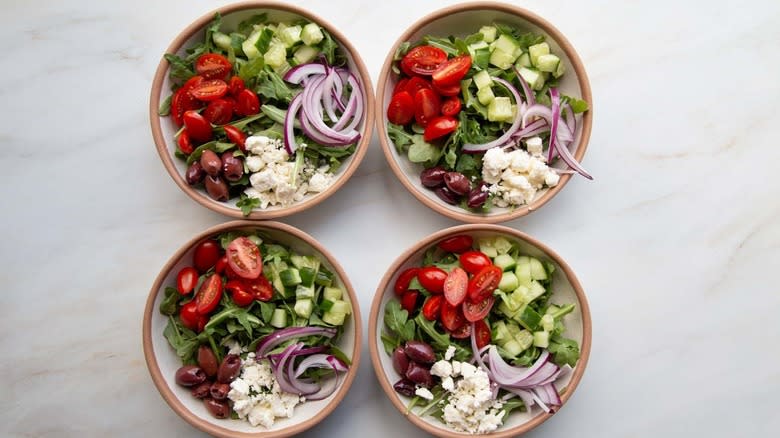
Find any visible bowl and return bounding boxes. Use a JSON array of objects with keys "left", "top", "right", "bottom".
[
  {"left": 150, "top": 1, "right": 375, "bottom": 219},
  {"left": 375, "top": 2, "right": 593, "bottom": 223},
  {"left": 368, "top": 224, "right": 591, "bottom": 437},
  {"left": 142, "top": 220, "right": 361, "bottom": 437}
]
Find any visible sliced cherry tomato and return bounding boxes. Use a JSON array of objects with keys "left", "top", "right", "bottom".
[
  {"left": 224, "top": 262, "right": 241, "bottom": 280},
  {"left": 449, "top": 322, "right": 472, "bottom": 339},
  {"left": 215, "top": 255, "right": 228, "bottom": 274},
  {"left": 404, "top": 77, "right": 433, "bottom": 97},
  {"left": 203, "top": 98, "right": 234, "bottom": 125},
  {"left": 225, "top": 280, "right": 254, "bottom": 307},
  {"left": 473, "top": 319, "right": 491, "bottom": 348},
  {"left": 195, "top": 53, "right": 232, "bottom": 80},
  {"left": 438, "top": 235, "right": 473, "bottom": 253},
  {"left": 401, "top": 45, "right": 447, "bottom": 76},
  {"left": 387, "top": 91, "right": 414, "bottom": 125},
  {"left": 394, "top": 267, "right": 420, "bottom": 297},
  {"left": 441, "top": 301, "right": 466, "bottom": 332},
  {"left": 463, "top": 295, "right": 495, "bottom": 322},
  {"left": 246, "top": 275, "right": 274, "bottom": 301},
  {"left": 467, "top": 265, "right": 503, "bottom": 302},
  {"left": 226, "top": 237, "right": 262, "bottom": 280},
  {"left": 443, "top": 267, "right": 468, "bottom": 306},
  {"left": 195, "top": 274, "right": 223, "bottom": 315},
  {"left": 191, "top": 79, "right": 228, "bottom": 102},
  {"left": 176, "top": 267, "right": 199, "bottom": 295},
  {"left": 432, "top": 80, "right": 462, "bottom": 97},
  {"left": 177, "top": 130, "right": 194, "bottom": 155},
  {"left": 422, "top": 295, "right": 443, "bottom": 321},
  {"left": 423, "top": 116, "right": 458, "bottom": 142},
  {"left": 417, "top": 266, "right": 447, "bottom": 294},
  {"left": 432, "top": 55, "right": 472, "bottom": 87},
  {"left": 193, "top": 239, "right": 221, "bottom": 273},
  {"left": 180, "top": 301, "right": 206, "bottom": 331},
  {"left": 236, "top": 88, "right": 260, "bottom": 116},
  {"left": 441, "top": 96, "right": 462, "bottom": 116},
  {"left": 224, "top": 125, "right": 247, "bottom": 152},
  {"left": 459, "top": 251, "right": 492, "bottom": 275},
  {"left": 171, "top": 76, "right": 204, "bottom": 126},
  {"left": 228, "top": 76, "right": 246, "bottom": 96},
  {"left": 414, "top": 88, "right": 441, "bottom": 127},
  {"left": 182, "top": 111, "right": 213, "bottom": 143},
  {"left": 400, "top": 290, "right": 420, "bottom": 313},
  {"left": 393, "top": 78, "right": 410, "bottom": 95}
]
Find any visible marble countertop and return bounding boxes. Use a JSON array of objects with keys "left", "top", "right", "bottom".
[{"left": 2, "top": 0, "right": 779, "bottom": 436}]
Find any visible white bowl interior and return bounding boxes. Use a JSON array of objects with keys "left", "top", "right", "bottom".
[
  {"left": 375, "top": 230, "right": 584, "bottom": 433},
  {"left": 150, "top": 226, "right": 357, "bottom": 433},
  {"left": 381, "top": 9, "right": 585, "bottom": 218},
  {"left": 158, "top": 8, "right": 369, "bottom": 213}
]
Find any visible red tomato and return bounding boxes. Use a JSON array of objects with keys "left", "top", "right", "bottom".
[
  {"left": 459, "top": 251, "right": 492, "bottom": 274},
  {"left": 193, "top": 239, "right": 221, "bottom": 273},
  {"left": 441, "top": 96, "right": 462, "bottom": 116},
  {"left": 226, "top": 237, "right": 262, "bottom": 280},
  {"left": 203, "top": 98, "right": 234, "bottom": 125},
  {"left": 463, "top": 295, "right": 495, "bottom": 322},
  {"left": 394, "top": 267, "right": 420, "bottom": 297},
  {"left": 417, "top": 266, "right": 447, "bottom": 294},
  {"left": 438, "top": 235, "right": 473, "bottom": 253},
  {"left": 473, "top": 319, "right": 491, "bottom": 348},
  {"left": 180, "top": 301, "right": 206, "bottom": 331},
  {"left": 393, "top": 78, "right": 409, "bottom": 95},
  {"left": 423, "top": 116, "right": 458, "bottom": 142},
  {"left": 226, "top": 280, "right": 254, "bottom": 307},
  {"left": 432, "top": 80, "right": 462, "bottom": 97},
  {"left": 224, "top": 125, "right": 247, "bottom": 152},
  {"left": 404, "top": 77, "right": 433, "bottom": 97},
  {"left": 400, "top": 290, "right": 419, "bottom": 313},
  {"left": 449, "top": 322, "right": 472, "bottom": 339},
  {"left": 191, "top": 79, "right": 229, "bottom": 102},
  {"left": 432, "top": 55, "right": 472, "bottom": 87},
  {"left": 387, "top": 91, "right": 414, "bottom": 125},
  {"left": 422, "top": 295, "right": 443, "bottom": 321},
  {"left": 467, "top": 265, "right": 503, "bottom": 302},
  {"left": 195, "top": 274, "right": 223, "bottom": 315},
  {"left": 195, "top": 53, "right": 232, "bottom": 80},
  {"left": 414, "top": 88, "right": 441, "bottom": 127},
  {"left": 246, "top": 275, "right": 274, "bottom": 301},
  {"left": 228, "top": 76, "right": 246, "bottom": 96},
  {"left": 443, "top": 267, "right": 468, "bottom": 306},
  {"left": 171, "top": 76, "right": 204, "bottom": 126},
  {"left": 177, "top": 131, "right": 194, "bottom": 155},
  {"left": 215, "top": 255, "right": 228, "bottom": 274},
  {"left": 441, "top": 301, "right": 466, "bottom": 332},
  {"left": 176, "top": 266, "right": 199, "bottom": 295},
  {"left": 401, "top": 45, "right": 447, "bottom": 76},
  {"left": 182, "top": 111, "right": 213, "bottom": 143},
  {"left": 236, "top": 89, "right": 260, "bottom": 116}
]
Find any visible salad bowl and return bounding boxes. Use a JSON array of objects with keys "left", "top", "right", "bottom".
[
  {"left": 368, "top": 224, "right": 591, "bottom": 437},
  {"left": 150, "top": 1, "right": 374, "bottom": 220},
  {"left": 376, "top": 2, "right": 593, "bottom": 223},
  {"left": 142, "top": 220, "right": 361, "bottom": 437}
]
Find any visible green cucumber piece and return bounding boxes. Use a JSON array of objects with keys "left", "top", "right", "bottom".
[
  {"left": 323, "top": 287, "right": 343, "bottom": 301},
  {"left": 498, "top": 271, "right": 519, "bottom": 292},
  {"left": 299, "top": 267, "right": 317, "bottom": 287},
  {"left": 280, "top": 268, "right": 301, "bottom": 286},
  {"left": 264, "top": 43, "right": 286, "bottom": 68},
  {"left": 489, "top": 48, "right": 515, "bottom": 70},
  {"left": 473, "top": 70, "right": 493, "bottom": 90},
  {"left": 529, "top": 258, "right": 547, "bottom": 280},
  {"left": 294, "top": 298, "right": 313, "bottom": 318},
  {"left": 493, "top": 254, "right": 517, "bottom": 271},
  {"left": 478, "top": 237, "right": 498, "bottom": 258},
  {"left": 477, "top": 86, "right": 495, "bottom": 105},
  {"left": 517, "top": 67, "right": 545, "bottom": 91},
  {"left": 528, "top": 42, "right": 550, "bottom": 66},
  {"left": 515, "top": 256, "right": 532, "bottom": 286},
  {"left": 515, "top": 52, "right": 531, "bottom": 68},
  {"left": 294, "top": 45, "right": 319, "bottom": 65},
  {"left": 493, "top": 237, "right": 513, "bottom": 255},
  {"left": 270, "top": 308, "right": 287, "bottom": 328},
  {"left": 533, "top": 331, "right": 550, "bottom": 348},
  {"left": 487, "top": 97, "right": 512, "bottom": 122},
  {"left": 514, "top": 305, "right": 542, "bottom": 331},
  {"left": 301, "top": 23, "right": 324, "bottom": 45},
  {"left": 536, "top": 54, "right": 560, "bottom": 73},
  {"left": 213, "top": 32, "right": 232, "bottom": 52},
  {"left": 479, "top": 26, "right": 497, "bottom": 42}
]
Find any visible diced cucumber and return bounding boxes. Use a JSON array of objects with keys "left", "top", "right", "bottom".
[
  {"left": 301, "top": 23, "right": 324, "bottom": 46},
  {"left": 264, "top": 43, "right": 287, "bottom": 68},
  {"left": 254, "top": 28, "right": 274, "bottom": 54},
  {"left": 515, "top": 256, "right": 532, "bottom": 287},
  {"left": 330, "top": 300, "right": 352, "bottom": 315},
  {"left": 294, "top": 45, "right": 319, "bottom": 65},
  {"left": 515, "top": 52, "right": 531, "bottom": 68},
  {"left": 294, "top": 298, "right": 313, "bottom": 318},
  {"left": 280, "top": 268, "right": 301, "bottom": 286},
  {"left": 273, "top": 60, "right": 291, "bottom": 76},
  {"left": 529, "top": 258, "right": 547, "bottom": 280},
  {"left": 553, "top": 59, "right": 566, "bottom": 78},
  {"left": 514, "top": 329, "right": 534, "bottom": 352},
  {"left": 213, "top": 32, "right": 232, "bottom": 52},
  {"left": 533, "top": 331, "right": 550, "bottom": 348},
  {"left": 502, "top": 339, "right": 524, "bottom": 357},
  {"left": 295, "top": 285, "right": 314, "bottom": 299},
  {"left": 479, "top": 26, "right": 497, "bottom": 42},
  {"left": 322, "top": 310, "right": 346, "bottom": 326},
  {"left": 498, "top": 271, "right": 519, "bottom": 292},
  {"left": 519, "top": 280, "right": 546, "bottom": 304},
  {"left": 289, "top": 254, "right": 307, "bottom": 269},
  {"left": 299, "top": 267, "right": 316, "bottom": 287},
  {"left": 478, "top": 237, "right": 498, "bottom": 258},
  {"left": 247, "top": 235, "right": 262, "bottom": 246},
  {"left": 279, "top": 25, "right": 302, "bottom": 47},
  {"left": 270, "top": 308, "right": 287, "bottom": 328},
  {"left": 494, "top": 34, "right": 520, "bottom": 56},
  {"left": 323, "top": 287, "right": 343, "bottom": 301},
  {"left": 267, "top": 265, "right": 287, "bottom": 298},
  {"left": 493, "top": 237, "right": 512, "bottom": 254},
  {"left": 242, "top": 28, "right": 264, "bottom": 59},
  {"left": 536, "top": 54, "right": 560, "bottom": 73},
  {"left": 477, "top": 86, "right": 495, "bottom": 105},
  {"left": 473, "top": 70, "right": 493, "bottom": 90},
  {"left": 489, "top": 48, "right": 515, "bottom": 70},
  {"left": 488, "top": 96, "right": 512, "bottom": 122},
  {"left": 514, "top": 305, "right": 542, "bottom": 331},
  {"left": 528, "top": 42, "right": 550, "bottom": 66},
  {"left": 493, "top": 254, "right": 517, "bottom": 271},
  {"left": 517, "top": 67, "right": 546, "bottom": 91},
  {"left": 541, "top": 314, "right": 555, "bottom": 332},
  {"left": 512, "top": 47, "right": 524, "bottom": 60},
  {"left": 545, "top": 304, "right": 560, "bottom": 316},
  {"left": 492, "top": 320, "right": 509, "bottom": 342},
  {"left": 315, "top": 270, "right": 333, "bottom": 287}
]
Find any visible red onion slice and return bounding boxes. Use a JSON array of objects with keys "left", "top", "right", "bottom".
[
  {"left": 295, "top": 354, "right": 349, "bottom": 378},
  {"left": 284, "top": 63, "right": 327, "bottom": 84},
  {"left": 513, "top": 66, "right": 536, "bottom": 106},
  {"left": 256, "top": 326, "right": 337, "bottom": 358},
  {"left": 302, "top": 75, "right": 360, "bottom": 145},
  {"left": 322, "top": 67, "right": 340, "bottom": 123},
  {"left": 284, "top": 93, "right": 304, "bottom": 154},
  {"left": 462, "top": 77, "right": 524, "bottom": 153},
  {"left": 547, "top": 88, "right": 561, "bottom": 163},
  {"left": 333, "top": 74, "right": 363, "bottom": 132}
]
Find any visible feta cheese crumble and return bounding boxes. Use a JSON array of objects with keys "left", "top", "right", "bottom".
[
  {"left": 227, "top": 352, "right": 305, "bottom": 428},
  {"left": 481, "top": 139, "right": 561, "bottom": 208}
]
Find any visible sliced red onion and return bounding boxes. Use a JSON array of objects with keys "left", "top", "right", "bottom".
[
  {"left": 331, "top": 72, "right": 346, "bottom": 112},
  {"left": 256, "top": 326, "right": 337, "bottom": 358},
  {"left": 521, "top": 104, "right": 552, "bottom": 129},
  {"left": 462, "top": 77, "right": 524, "bottom": 153},
  {"left": 470, "top": 324, "right": 491, "bottom": 375},
  {"left": 300, "top": 111, "right": 358, "bottom": 147},
  {"left": 272, "top": 343, "right": 307, "bottom": 394},
  {"left": 513, "top": 66, "right": 536, "bottom": 106},
  {"left": 547, "top": 88, "right": 561, "bottom": 163},
  {"left": 305, "top": 368, "right": 343, "bottom": 401},
  {"left": 302, "top": 75, "right": 360, "bottom": 144},
  {"left": 322, "top": 67, "right": 340, "bottom": 123},
  {"left": 284, "top": 93, "right": 304, "bottom": 154},
  {"left": 295, "top": 354, "right": 349, "bottom": 378},
  {"left": 284, "top": 63, "right": 327, "bottom": 84},
  {"left": 512, "top": 118, "right": 549, "bottom": 140},
  {"left": 553, "top": 365, "right": 573, "bottom": 392},
  {"left": 268, "top": 345, "right": 328, "bottom": 363},
  {"left": 285, "top": 345, "right": 320, "bottom": 394},
  {"left": 552, "top": 129, "right": 593, "bottom": 180},
  {"left": 543, "top": 382, "right": 561, "bottom": 406},
  {"left": 337, "top": 75, "right": 364, "bottom": 133}
]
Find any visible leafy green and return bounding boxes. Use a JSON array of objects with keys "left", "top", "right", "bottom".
[
  {"left": 455, "top": 153, "right": 481, "bottom": 179},
  {"left": 494, "top": 22, "right": 544, "bottom": 50},
  {"left": 319, "top": 28, "right": 340, "bottom": 65},
  {"left": 164, "top": 53, "right": 195, "bottom": 82},
  {"left": 407, "top": 135, "right": 441, "bottom": 164},
  {"left": 512, "top": 344, "right": 541, "bottom": 367},
  {"left": 414, "top": 314, "right": 470, "bottom": 361},
  {"left": 384, "top": 299, "right": 416, "bottom": 342},
  {"left": 237, "top": 13, "right": 268, "bottom": 35},
  {"left": 422, "top": 36, "right": 459, "bottom": 57},
  {"left": 203, "top": 13, "right": 222, "bottom": 52},
  {"left": 501, "top": 398, "right": 527, "bottom": 421},
  {"left": 562, "top": 95, "right": 589, "bottom": 113},
  {"left": 387, "top": 123, "right": 415, "bottom": 153},
  {"left": 393, "top": 42, "right": 411, "bottom": 61},
  {"left": 163, "top": 316, "right": 200, "bottom": 364},
  {"left": 236, "top": 194, "right": 260, "bottom": 216},
  {"left": 548, "top": 336, "right": 580, "bottom": 367},
  {"left": 238, "top": 57, "right": 265, "bottom": 83},
  {"left": 158, "top": 94, "right": 172, "bottom": 116},
  {"left": 256, "top": 68, "right": 294, "bottom": 103},
  {"left": 159, "top": 287, "right": 180, "bottom": 315}
]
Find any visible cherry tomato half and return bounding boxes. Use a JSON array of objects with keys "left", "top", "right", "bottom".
[
  {"left": 438, "top": 235, "right": 473, "bottom": 253},
  {"left": 449, "top": 322, "right": 472, "bottom": 339},
  {"left": 401, "top": 45, "right": 448, "bottom": 76},
  {"left": 177, "top": 131, "right": 194, "bottom": 155},
  {"left": 236, "top": 88, "right": 260, "bottom": 116},
  {"left": 417, "top": 266, "right": 447, "bottom": 294},
  {"left": 400, "top": 290, "right": 420, "bottom": 313},
  {"left": 441, "top": 301, "right": 466, "bottom": 332},
  {"left": 195, "top": 53, "right": 232, "bottom": 80},
  {"left": 242, "top": 275, "right": 273, "bottom": 301},
  {"left": 404, "top": 77, "right": 433, "bottom": 97},
  {"left": 393, "top": 78, "right": 410, "bottom": 96},
  {"left": 467, "top": 265, "right": 503, "bottom": 302},
  {"left": 182, "top": 111, "right": 213, "bottom": 143},
  {"left": 473, "top": 319, "right": 491, "bottom": 349},
  {"left": 191, "top": 79, "right": 229, "bottom": 102},
  {"left": 423, "top": 116, "right": 458, "bottom": 142},
  {"left": 171, "top": 76, "right": 204, "bottom": 126},
  {"left": 193, "top": 239, "right": 221, "bottom": 273},
  {"left": 176, "top": 266, "right": 199, "bottom": 295},
  {"left": 226, "top": 280, "right": 254, "bottom": 307},
  {"left": 203, "top": 98, "right": 234, "bottom": 125},
  {"left": 180, "top": 301, "right": 206, "bottom": 332},
  {"left": 459, "top": 251, "right": 492, "bottom": 275},
  {"left": 195, "top": 274, "right": 223, "bottom": 315},
  {"left": 228, "top": 76, "right": 246, "bottom": 96},
  {"left": 443, "top": 267, "right": 468, "bottom": 306},
  {"left": 414, "top": 88, "right": 441, "bottom": 127},
  {"left": 432, "top": 55, "right": 472, "bottom": 87},
  {"left": 224, "top": 125, "right": 247, "bottom": 152},
  {"left": 394, "top": 267, "right": 420, "bottom": 297},
  {"left": 215, "top": 255, "right": 228, "bottom": 274},
  {"left": 422, "top": 295, "right": 443, "bottom": 321},
  {"left": 387, "top": 91, "right": 414, "bottom": 125},
  {"left": 463, "top": 295, "right": 495, "bottom": 322},
  {"left": 441, "top": 96, "right": 462, "bottom": 116},
  {"left": 432, "top": 80, "right": 462, "bottom": 97},
  {"left": 226, "top": 237, "right": 262, "bottom": 280}
]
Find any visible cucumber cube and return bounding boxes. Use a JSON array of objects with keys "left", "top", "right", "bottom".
[
  {"left": 517, "top": 67, "right": 545, "bottom": 90},
  {"left": 294, "top": 45, "right": 319, "bottom": 65},
  {"left": 213, "top": 32, "right": 232, "bottom": 52},
  {"left": 323, "top": 286, "right": 343, "bottom": 301},
  {"left": 502, "top": 339, "right": 524, "bottom": 357},
  {"left": 322, "top": 311, "right": 346, "bottom": 326},
  {"left": 489, "top": 48, "right": 515, "bottom": 70},
  {"left": 294, "top": 299, "right": 313, "bottom": 318},
  {"left": 515, "top": 53, "right": 531, "bottom": 68},
  {"left": 528, "top": 42, "right": 550, "bottom": 66},
  {"left": 478, "top": 238, "right": 498, "bottom": 258},
  {"left": 515, "top": 256, "right": 532, "bottom": 287},
  {"left": 299, "top": 267, "right": 316, "bottom": 287},
  {"left": 264, "top": 43, "right": 287, "bottom": 68},
  {"left": 295, "top": 285, "right": 314, "bottom": 299},
  {"left": 488, "top": 96, "right": 512, "bottom": 122},
  {"left": 541, "top": 314, "right": 555, "bottom": 332},
  {"left": 492, "top": 320, "right": 509, "bottom": 342},
  {"left": 536, "top": 54, "right": 560, "bottom": 73},
  {"left": 280, "top": 268, "right": 302, "bottom": 286},
  {"left": 493, "top": 254, "right": 517, "bottom": 271},
  {"left": 553, "top": 59, "right": 566, "bottom": 78},
  {"left": 477, "top": 86, "right": 495, "bottom": 105},
  {"left": 479, "top": 26, "right": 497, "bottom": 42},
  {"left": 529, "top": 258, "right": 547, "bottom": 280},
  {"left": 279, "top": 25, "right": 302, "bottom": 48},
  {"left": 493, "top": 237, "right": 513, "bottom": 254},
  {"left": 493, "top": 34, "right": 520, "bottom": 55},
  {"left": 533, "top": 331, "right": 550, "bottom": 348},
  {"left": 514, "top": 329, "right": 534, "bottom": 352},
  {"left": 301, "top": 23, "right": 324, "bottom": 46},
  {"left": 519, "top": 280, "right": 546, "bottom": 303},
  {"left": 270, "top": 308, "right": 287, "bottom": 328},
  {"left": 515, "top": 305, "right": 542, "bottom": 331},
  {"left": 498, "top": 271, "right": 519, "bottom": 292},
  {"left": 242, "top": 29, "right": 263, "bottom": 59},
  {"left": 330, "top": 300, "right": 352, "bottom": 315},
  {"left": 473, "top": 70, "right": 493, "bottom": 90},
  {"left": 273, "top": 60, "right": 291, "bottom": 76}
]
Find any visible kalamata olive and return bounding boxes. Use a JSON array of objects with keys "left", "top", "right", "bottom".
[
  {"left": 210, "top": 382, "right": 230, "bottom": 400},
  {"left": 197, "top": 346, "right": 219, "bottom": 377},
  {"left": 434, "top": 186, "right": 459, "bottom": 205},
  {"left": 420, "top": 166, "right": 446, "bottom": 188},
  {"left": 443, "top": 172, "right": 470, "bottom": 195},
  {"left": 200, "top": 149, "right": 222, "bottom": 177},
  {"left": 405, "top": 362, "right": 433, "bottom": 388},
  {"left": 203, "top": 398, "right": 230, "bottom": 419},
  {"left": 190, "top": 382, "right": 211, "bottom": 399},
  {"left": 185, "top": 162, "right": 205, "bottom": 185},
  {"left": 467, "top": 182, "right": 489, "bottom": 209},
  {"left": 393, "top": 378, "right": 416, "bottom": 397},
  {"left": 221, "top": 151, "right": 244, "bottom": 182},
  {"left": 404, "top": 340, "right": 435, "bottom": 364},
  {"left": 204, "top": 175, "right": 229, "bottom": 202},
  {"left": 217, "top": 354, "right": 241, "bottom": 383},
  {"left": 392, "top": 346, "right": 410, "bottom": 376},
  {"left": 175, "top": 365, "right": 207, "bottom": 387}
]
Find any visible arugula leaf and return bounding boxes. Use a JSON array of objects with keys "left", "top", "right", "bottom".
[
  {"left": 203, "top": 13, "right": 222, "bottom": 53},
  {"left": 236, "top": 193, "right": 260, "bottom": 216},
  {"left": 393, "top": 42, "right": 411, "bottom": 61},
  {"left": 257, "top": 301, "right": 275, "bottom": 324},
  {"left": 384, "top": 299, "right": 416, "bottom": 341},
  {"left": 238, "top": 57, "right": 265, "bottom": 84},
  {"left": 562, "top": 95, "right": 589, "bottom": 113},
  {"left": 158, "top": 94, "right": 172, "bottom": 116},
  {"left": 164, "top": 53, "right": 195, "bottom": 82},
  {"left": 422, "top": 36, "right": 459, "bottom": 57},
  {"left": 408, "top": 135, "right": 441, "bottom": 164},
  {"left": 501, "top": 398, "right": 527, "bottom": 421},
  {"left": 548, "top": 336, "right": 580, "bottom": 367},
  {"left": 185, "top": 141, "right": 216, "bottom": 165},
  {"left": 494, "top": 23, "right": 544, "bottom": 50},
  {"left": 319, "top": 28, "right": 340, "bottom": 65},
  {"left": 414, "top": 314, "right": 469, "bottom": 361},
  {"left": 329, "top": 345, "right": 352, "bottom": 367},
  {"left": 387, "top": 123, "right": 415, "bottom": 153},
  {"left": 256, "top": 68, "right": 294, "bottom": 103},
  {"left": 511, "top": 345, "right": 541, "bottom": 367},
  {"left": 163, "top": 316, "right": 200, "bottom": 364},
  {"left": 381, "top": 333, "right": 399, "bottom": 355},
  {"left": 455, "top": 153, "right": 481, "bottom": 179},
  {"left": 159, "top": 287, "right": 180, "bottom": 315},
  {"left": 237, "top": 13, "right": 268, "bottom": 35}
]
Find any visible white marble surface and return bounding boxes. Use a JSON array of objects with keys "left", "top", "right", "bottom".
[{"left": 1, "top": 0, "right": 779, "bottom": 436}]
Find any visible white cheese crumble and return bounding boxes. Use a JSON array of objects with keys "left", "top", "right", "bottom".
[
  {"left": 227, "top": 352, "right": 305, "bottom": 428},
  {"left": 481, "top": 146, "right": 560, "bottom": 208},
  {"left": 415, "top": 387, "right": 434, "bottom": 400},
  {"left": 242, "top": 135, "right": 335, "bottom": 209}
]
